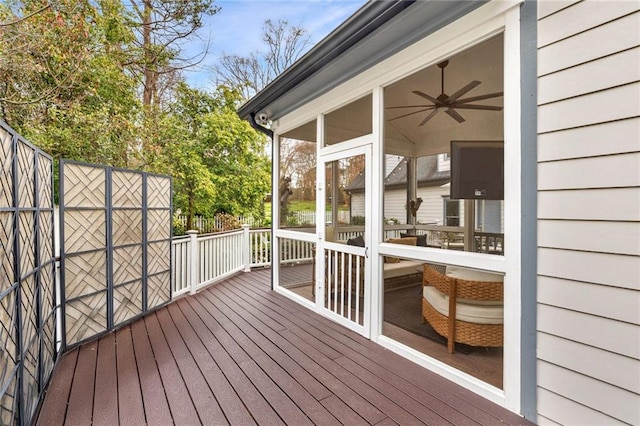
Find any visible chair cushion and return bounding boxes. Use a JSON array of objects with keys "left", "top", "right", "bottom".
[
  {"left": 423, "top": 286, "right": 503, "bottom": 325},
  {"left": 383, "top": 260, "right": 423, "bottom": 279},
  {"left": 400, "top": 232, "right": 428, "bottom": 247},
  {"left": 384, "top": 237, "right": 417, "bottom": 263}
]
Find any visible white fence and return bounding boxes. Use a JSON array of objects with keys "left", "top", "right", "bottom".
[{"left": 176, "top": 210, "right": 351, "bottom": 233}]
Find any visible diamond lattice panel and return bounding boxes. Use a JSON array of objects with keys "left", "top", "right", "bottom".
[
  {"left": 0, "top": 127, "right": 12, "bottom": 209},
  {"left": 65, "top": 251, "right": 107, "bottom": 300},
  {"left": 38, "top": 155, "right": 52, "bottom": 209},
  {"left": 63, "top": 164, "right": 105, "bottom": 208},
  {"left": 113, "top": 281, "right": 142, "bottom": 325},
  {"left": 0, "top": 291, "right": 17, "bottom": 398},
  {"left": 20, "top": 275, "right": 37, "bottom": 352},
  {"left": 40, "top": 267, "right": 55, "bottom": 320},
  {"left": 147, "top": 210, "right": 170, "bottom": 241},
  {"left": 17, "top": 142, "right": 34, "bottom": 209},
  {"left": 112, "top": 210, "right": 142, "bottom": 247},
  {"left": 39, "top": 211, "right": 53, "bottom": 264},
  {"left": 147, "top": 176, "right": 171, "bottom": 208},
  {"left": 147, "top": 273, "right": 170, "bottom": 309},
  {"left": 64, "top": 210, "right": 105, "bottom": 254},
  {"left": 22, "top": 338, "right": 39, "bottom": 421},
  {"left": 113, "top": 246, "right": 142, "bottom": 285},
  {"left": 147, "top": 241, "right": 170, "bottom": 275},
  {"left": 41, "top": 315, "right": 55, "bottom": 381},
  {"left": 66, "top": 291, "right": 107, "bottom": 346},
  {"left": 112, "top": 171, "right": 142, "bottom": 208},
  {"left": 0, "top": 212, "right": 14, "bottom": 293},
  {"left": 0, "top": 376, "right": 17, "bottom": 426},
  {"left": 18, "top": 212, "right": 35, "bottom": 279}
]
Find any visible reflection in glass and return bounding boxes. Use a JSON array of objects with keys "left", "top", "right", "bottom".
[
  {"left": 278, "top": 238, "right": 316, "bottom": 302},
  {"left": 278, "top": 121, "right": 317, "bottom": 231},
  {"left": 382, "top": 259, "right": 504, "bottom": 389},
  {"left": 327, "top": 154, "right": 366, "bottom": 244}
]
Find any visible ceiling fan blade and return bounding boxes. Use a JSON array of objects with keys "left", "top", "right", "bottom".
[
  {"left": 454, "top": 104, "right": 503, "bottom": 111},
  {"left": 418, "top": 109, "right": 440, "bottom": 126},
  {"left": 386, "top": 104, "right": 433, "bottom": 110},
  {"left": 412, "top": 90, "right": 439, "bottom": 104},
  {"left": 447, "top": 80, "right": 481, "bottom": 102},
  {"left": 445, "top": 108, "right": 465, "bottom": 123},
  {"left": 455, "top": 91, "right": 504, "bottom": 104},
  {"left": 387, "top": 107, "right": 435, "bottom": 122}
]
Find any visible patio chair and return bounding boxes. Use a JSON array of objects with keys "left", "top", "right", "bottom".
[{"left": 422, "top": 264, "right": 503, "bottom": 353}]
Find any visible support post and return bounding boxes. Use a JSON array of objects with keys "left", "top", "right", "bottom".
[
  {"left": 242, "top": 224, "right": 251, "bottom": 272},
  {"left": 187, "top": 230, "right": 199, "bottom": 295}
]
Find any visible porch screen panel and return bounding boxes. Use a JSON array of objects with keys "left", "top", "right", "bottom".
[
  {"left": 61, "top": 162, "right": 108, "bottom": 346},
  {"left": 112, "top": 170, "right": 143, "bottom": 326},
  {"left": 0, "top": 121, "right": 57, "bottom": 424},
  {"left": 146, "top": 175, "right": 171, "bottom": 309}
]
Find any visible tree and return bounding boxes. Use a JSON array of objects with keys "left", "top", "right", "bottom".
[
  {"left": 215, "top": 19, "right": 311, "bottom": 99},
  {"left": 0, "top": 0, "right": 140, "bottom": 168},
  {"left": 198, "top": 86, "right": 271, "bottom": 220},
  {"left": 155, "top": 84, "right": 270, "bottom": 227},
  {"left": 124, "top": 0, "right": 220, "bottom": 109}
]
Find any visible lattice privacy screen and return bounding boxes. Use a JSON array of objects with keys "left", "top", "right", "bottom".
[
  {"left": 0, "top": 122, "right": 56, "bottom": 425},
  {"left": 60, "top": 162, "right": 171, "bottom": 348}
]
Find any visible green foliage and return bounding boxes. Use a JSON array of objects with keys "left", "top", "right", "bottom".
[
  {"left": 214, "top": 212, "right": 240, "bottom": 231},
  {"left": 351, "top": 216, "right": 365, "bottom": 225},
  {"left": 0, "top": 2, "right": 271, "bottom": 227},
  {"left": 173, "top": 215, "right": 186, "bottom": 236}
]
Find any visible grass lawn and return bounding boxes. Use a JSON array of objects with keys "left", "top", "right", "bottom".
[{"left": 264, "top": 200, "right": 348, "bottom": 214}]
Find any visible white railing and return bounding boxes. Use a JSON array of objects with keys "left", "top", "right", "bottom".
[
  {"left": 171, "top": 223, "right": 494, "bottom": 297},
  {"left": 172, "top": 227, "right": 246, "bottom": 297},
  {"left": 249, "top": 228, "right": 271, "bottom": 268},
  {"left": 172, "top": 226, "right": 280, "bottom": 297},
  {"left": 280, "top": 238, "right": 314, "bottom": 265}
]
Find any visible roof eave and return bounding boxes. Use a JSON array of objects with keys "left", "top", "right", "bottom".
[{"left": 237, "top": 0, "right": 414, "bottom": 120}]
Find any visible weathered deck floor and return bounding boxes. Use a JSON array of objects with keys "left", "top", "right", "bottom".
[{"left": 36, "top": 269, "right": 529, "bottom": 425}]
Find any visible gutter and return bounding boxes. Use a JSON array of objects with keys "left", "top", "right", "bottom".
[{"left": 237, "top": 0, "right": 415, "bottom": 121}]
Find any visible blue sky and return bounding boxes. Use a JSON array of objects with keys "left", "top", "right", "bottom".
[{"left": 183, "top": 0, "right": 366, "bottom": 88}]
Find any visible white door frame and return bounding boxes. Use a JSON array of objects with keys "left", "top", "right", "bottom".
[{"left": 316, "top": 139, "right": 372, "bottom": 337}]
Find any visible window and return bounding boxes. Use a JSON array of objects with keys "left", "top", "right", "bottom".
[{"left": 443, "top": 197, "right": 460, "bottom": 226}]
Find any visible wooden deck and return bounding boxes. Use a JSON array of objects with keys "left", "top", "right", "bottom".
[{"left": 36, "top": 269, "right": 529, "bottom": 425}]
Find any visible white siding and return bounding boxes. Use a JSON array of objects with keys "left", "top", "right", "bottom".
[
  {"left": 353, "top": 185, "right": 454, "bottom": 225},
  {"left": 537, "top": 1, "right": 640, "bottom": 424}
]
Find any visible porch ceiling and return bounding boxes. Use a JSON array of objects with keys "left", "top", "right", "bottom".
[
  {"left": 279, "top": 35, "right": 504, "bottom": 158},
  {"left": 238, "top": 1, "right": 489, "bottom": 126}
]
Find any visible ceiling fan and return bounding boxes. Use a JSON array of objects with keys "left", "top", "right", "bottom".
[{"left": 387, "top": 60, "right": 503, "bottom": 126}]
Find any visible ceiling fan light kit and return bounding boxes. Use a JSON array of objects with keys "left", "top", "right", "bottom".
[{"left": 388, "top": 59, "right": 504, "bottom": 126}]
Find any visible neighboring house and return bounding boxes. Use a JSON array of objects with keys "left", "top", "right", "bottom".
[
  {"left": 346, "top": 155, "right": 452, "bottom": 225},
  {"left": 238, "top": 1, "right": 640, "bottom": 424}
]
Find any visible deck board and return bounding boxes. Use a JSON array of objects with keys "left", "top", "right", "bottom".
[
  {"left": 129, "top": 318, "right": 173, "bottom": 426},
  {"left": 115, "top": 326, "right": 146, "bottom": 425},
  {"left": 65, "top": 341, "right": 98, "bottom": 425},
  {"left": 93, "top": 333, "right": 119, "bottom": 426},
  {"left": 35, "top": 347, "right": 78, "bottom": 426},
  {"left": 36, "top": 268, "right": 531, "bottom": 425}
]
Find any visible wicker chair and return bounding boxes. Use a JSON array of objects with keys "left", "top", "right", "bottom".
[{"left": 422, "top": 264, "right": 503, "bottom": 353}]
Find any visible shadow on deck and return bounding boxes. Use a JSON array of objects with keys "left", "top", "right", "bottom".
[{"left": 36, "top": 269, "right": 529, "bottom": 425}]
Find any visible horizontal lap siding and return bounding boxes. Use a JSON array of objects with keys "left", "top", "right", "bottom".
[{"left": 537, "top": 1, "right": 640, "bottom": 424}]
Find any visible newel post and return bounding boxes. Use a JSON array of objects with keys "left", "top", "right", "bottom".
[
  {"left": 242, "top": 224, "right": 251, "bottom": 272},
  {"left": 187, "top": 230, "right": 199, "bottom": 295}
]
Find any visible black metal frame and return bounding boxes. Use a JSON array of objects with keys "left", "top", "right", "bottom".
[
  {"left": 59, "top": 160, "right": 172, "bottom": 350},
  {"left": 0, "top": 121, "right": 56, "bottom": 426}
]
